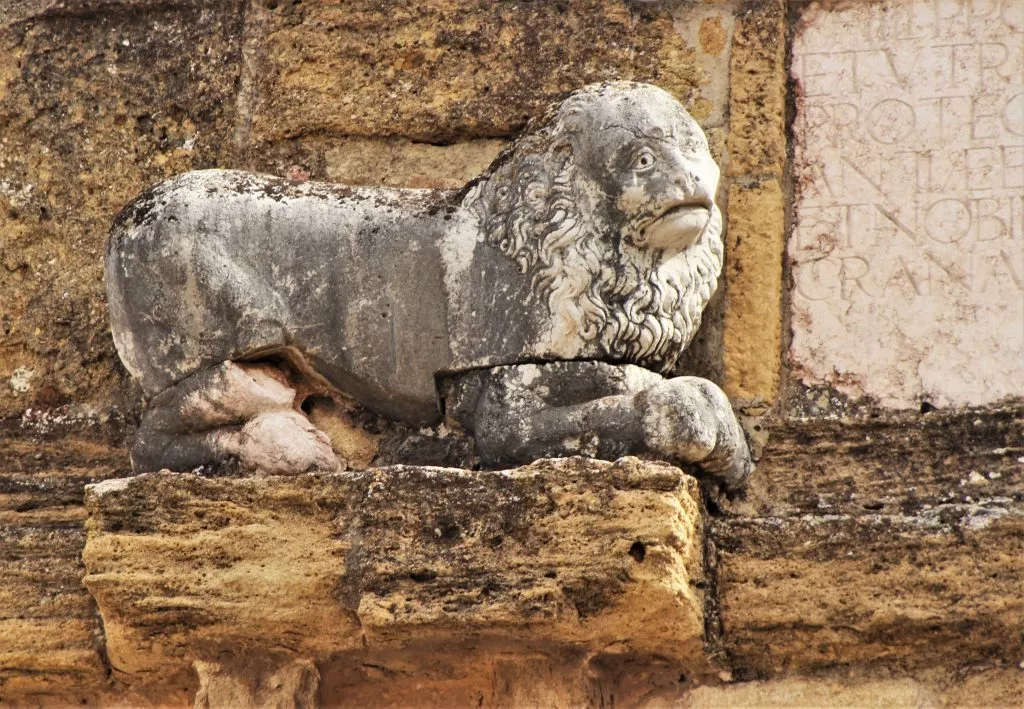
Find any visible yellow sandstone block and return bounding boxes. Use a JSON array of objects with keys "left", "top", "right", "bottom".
[
  {"left": 726, "top": 0, "right": 786, "bottom": 178},
  {"left": 723, "top": 180, "right": 785, "bottom": 403}
]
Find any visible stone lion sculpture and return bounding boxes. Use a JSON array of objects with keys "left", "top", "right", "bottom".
[{"left": 106, "top": 81, "right": 753, "bottom": 491}]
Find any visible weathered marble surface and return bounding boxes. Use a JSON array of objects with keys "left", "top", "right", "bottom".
[
  {"left": 789, "top": 0, "right": 1024, "bottom": 408},
  {"left": 105, "top": 82, "right": 752, "bottom": 488}
]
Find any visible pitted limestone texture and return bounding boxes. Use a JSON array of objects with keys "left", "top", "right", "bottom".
[{"left": 82, "top": 457, "right": 708, "bottom": 694}]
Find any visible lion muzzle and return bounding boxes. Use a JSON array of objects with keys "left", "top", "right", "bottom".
[{"left": 637, "top": 199, "right": 713, "bottom": 251}]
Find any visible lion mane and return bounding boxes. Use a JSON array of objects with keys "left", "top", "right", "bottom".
[{"left": 465, "top": 92, "right": 724, "bottom": 374}]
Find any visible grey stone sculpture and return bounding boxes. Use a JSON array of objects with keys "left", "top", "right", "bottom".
[{"left": 106, "top": 81, "right": 753, "bottom": 491}]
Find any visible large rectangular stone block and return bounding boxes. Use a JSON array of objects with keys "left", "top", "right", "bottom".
[
  {"left": 715, "top": 406, "right": 1024, "bottom": 677},
  {"left": 726, "top": 0, "right": 786, "bottom": 178},
  {"left": 789, "top": 0, "right": 1024, "bottom": 409},
  {"left": 240, "top": 0, "right": 721, "bottom": 144},
  {"left": 0, "top": 0, "right": 248, "bottom": 419},
  {"left": 722, "top": 180, "right": 785, "bottom": 403},
  {"left": 0, "top": 430, "right": 127, "bottom": 700},
  {"left": 82, "top": 458, "right": 708, "bottom": 692}
]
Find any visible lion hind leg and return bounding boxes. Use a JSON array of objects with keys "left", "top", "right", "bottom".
[{"left": 132, "top": 360, "right": 339, "bottom": 475}]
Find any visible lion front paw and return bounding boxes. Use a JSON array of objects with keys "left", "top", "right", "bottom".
[{"left": 639, "top": 376, "right": 753, "bottom": 491}]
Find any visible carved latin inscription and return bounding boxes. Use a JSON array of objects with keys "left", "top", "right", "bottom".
[{"left": 790, "top": 0, "right": 1024, "bottom": 408}]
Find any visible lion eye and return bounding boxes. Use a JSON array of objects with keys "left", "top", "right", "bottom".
[{"left": 631, "top": 148, "right": 657, "bottom": 172}]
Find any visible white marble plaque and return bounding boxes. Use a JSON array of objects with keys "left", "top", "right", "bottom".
[{"left": 790, "top": 0, "right": 1024, "bottom": 408}]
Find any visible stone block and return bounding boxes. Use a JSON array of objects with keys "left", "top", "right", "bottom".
[
  {"left": 321, "top": 137, "right": 506, "bottom": 190},
  {"left": 714, "top": 406, "right": 1024, "bottom": 677},
  {"left": 726, "top": 0, "right": 786, "bottom": 178},
  {"left": 82, "top": 458, "right": 708, "bottom": 692},
  {"left": 686, "top": 678, "right": 939, "bottom": 708},
  {"left": 684, "top": 671, "right": 1024, "bottom": 709},
  {"left": 0, "top": 0, "right": 247, "bottom": 418},
  {"left": 3, "top": 408, "right": 1022, "bottom": 704},
  {"left": 241, "top": 0, "right": 710, "bottom": 144},
  {"left": 789, "top": 0, "right": 1024, "bottom": 409},
  {"left": 722, "top": 180, "right": 785, "bottom": 403},
  {"left": 0, "top": 431, "right": 127, "bottom": 699},
  {"left": 716, "top": 512, "right": 1024, "bottom": 675},
  {"left": 237, "top": 136, "right": 506, "bottom": 190}
]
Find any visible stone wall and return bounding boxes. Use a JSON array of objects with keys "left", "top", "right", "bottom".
[
  {"left": 0, "top": 0, "right": 794, "bottom": 418},
  {"left": 1, "top": 0, "right": 1021, "bottom": 706}
]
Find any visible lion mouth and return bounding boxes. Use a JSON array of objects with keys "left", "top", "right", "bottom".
[
  {"left": 636, "top": 199, "right": 713, "bottom": 249},
  {"left": 647, "top": 199, "right": 712, "bottom": 226}
]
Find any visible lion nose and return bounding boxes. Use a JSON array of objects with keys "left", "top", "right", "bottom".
[
  {"left": 673, "top": 173, "right": 713, "bottom": 207},
  {"left": 671, "top": 155, "right": 718, "bottom": 206}
]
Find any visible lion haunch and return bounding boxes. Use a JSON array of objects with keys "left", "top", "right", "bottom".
[{"left": 106, "top": 82, "right": 752, "bottom": 490}]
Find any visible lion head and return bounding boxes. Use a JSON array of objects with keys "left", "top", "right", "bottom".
[{"left": 464, "top": 82, "right": 724, "bottom": 374}]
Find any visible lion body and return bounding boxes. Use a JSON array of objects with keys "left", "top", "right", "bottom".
[
  {"left": 108, "top": 171, "right": 454, "bottom": 423},
  {"left": 106, "top": 83, "right": 725, "bottom": 428}
]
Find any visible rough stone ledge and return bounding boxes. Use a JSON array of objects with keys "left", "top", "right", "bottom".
[
  {"left": 2, "top": 408, "right": 1020, "bottom": 704},
  {"left": 81, "top": 457, "right": 708, "bottom": 695},
  {"left": 715, "top": 404, "right": 1024, "bottom": 679}
]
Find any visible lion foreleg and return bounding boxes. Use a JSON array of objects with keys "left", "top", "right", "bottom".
[
  {"left": 132, "top": 361, "right": 338, "bottom": 475},
  {"left": 635, "top": 376, "right": 752, "bottom": 491},
  {"left": 443, "top": 362, "right": 752, "bottom": 491}
]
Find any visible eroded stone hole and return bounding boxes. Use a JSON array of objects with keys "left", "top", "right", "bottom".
[
  {"left": 434, "top": 518, "right": 461, "bottom": 542},
  {"left": 920, "top": 401, "right": 937, "bottom": 414},
  {"left": 628, "top": 541, "right": 646, "bottom": 563},
  {"left": 409, "top": 569, "right": 437, "bottom": 583}
]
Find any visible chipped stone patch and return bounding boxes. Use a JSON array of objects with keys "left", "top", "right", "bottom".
[{"left": 8, "top": 367, "right": 33, "bottom": 393}]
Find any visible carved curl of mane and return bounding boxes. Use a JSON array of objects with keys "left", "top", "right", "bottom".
[{"left": 465, "top": 90, "right": 723, "bottom": 374}]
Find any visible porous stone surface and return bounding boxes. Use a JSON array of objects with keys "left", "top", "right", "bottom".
[
  {"left": 789, "top": 0, "right": 1024, "bottom": 409},
  {"left": 2, "top": 406, "right": 1022, "bottom": 706},
  {"left": 686, "top": 678, "right": 939, "bottom": 708},
  {"left": 320, "top": 138, "right": 506, "bottom": 190},
  {"left": 715, "top": 406, "right": 1024, "bottom": 677},
  {"left": 718, "top": 0, "right": 787, "bottom": 406},
  {"left": 0, "top": 0, "right": 248, "bottom": 420},
  {"left": 81, "top": 457, "right": 708, "bottom": 695},
  {"left": 0, "top": 421, "right": 128, "bottom": 699},
  {"left": 722, "top": 181, "right": 785, "bottom": 404},
  {"left": 725, "top": 0, "right": 787, "bottom": 179},
  {"left": 240, "top": 0, "right": 711, "bottom": 144},
  {"left": 193, "top": 658, "right": 319, "bottom": 709}
]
